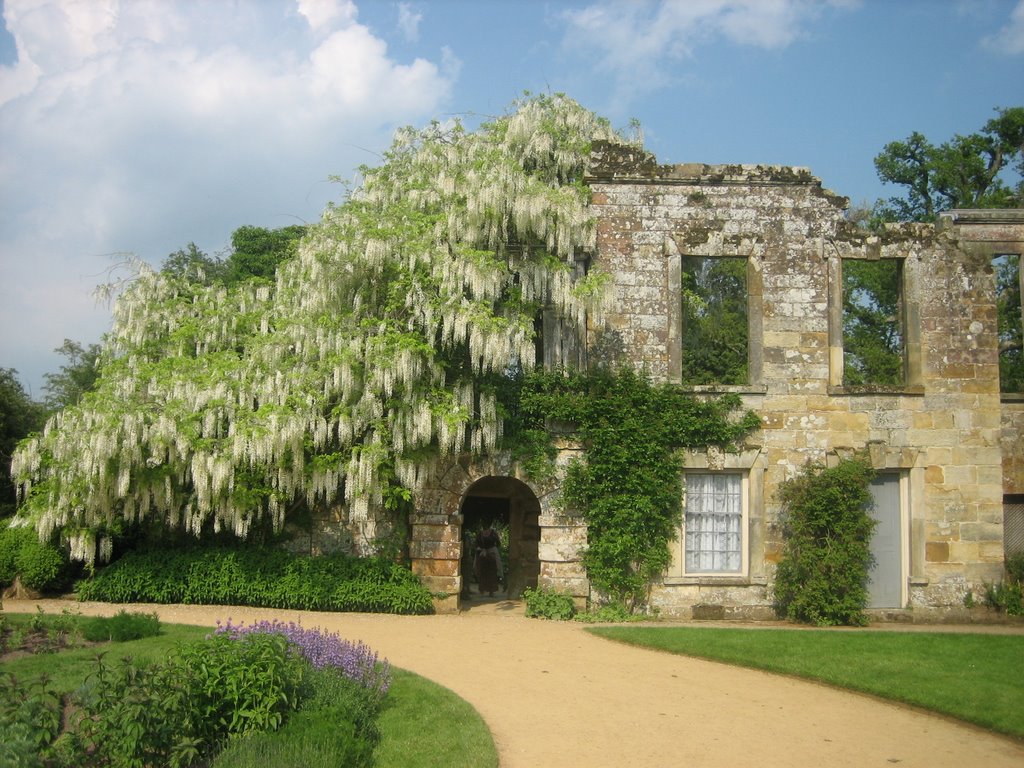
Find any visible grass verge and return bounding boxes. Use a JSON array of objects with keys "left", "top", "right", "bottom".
[{"left": 587, "top": 626, "right": 1024, "bottom": 739}]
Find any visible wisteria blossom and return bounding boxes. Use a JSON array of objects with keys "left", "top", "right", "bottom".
[{"left": 11, "top": 94, "right": 636, "bottom": 560}]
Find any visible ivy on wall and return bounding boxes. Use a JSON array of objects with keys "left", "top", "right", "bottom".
[{"left": 515, "top": 366, "right": 761, "bottom": 611}]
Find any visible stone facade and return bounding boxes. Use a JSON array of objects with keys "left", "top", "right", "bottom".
[{"left": 402, "top": 143, "right": 1024, "bottom": 618}]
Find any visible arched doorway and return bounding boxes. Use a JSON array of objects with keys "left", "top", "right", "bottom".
[{"left": 460, "top": 476, "right": 541, "bottom": 600}]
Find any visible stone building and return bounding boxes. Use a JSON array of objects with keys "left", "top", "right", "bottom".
[{"left": 400, "top": 143, "right": 1024, "bottom": 618}]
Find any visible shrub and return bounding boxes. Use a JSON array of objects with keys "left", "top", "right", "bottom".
[
  {"left": 773, "top": 457, "right": 877, "bottom": 626},
  {"left": 81, "top": 610, "right": 162, "bottom": 642},
  {"left": 75, "top": 546, "right": 434, "bottom": 614},
  {"left": 523, "top": 587, "right": 576, "bottom": 620},
  {"left": 983, "top": 580, "right": 1023, "bottom": 616},
  {"left": 71, "top": 630, "right": 307, "bottom": 766},
  {"left": 1005, "top": 552, "right": 1024, "bottom": 585},
  {"left": 0, "top": 519, "right": 72, "bottom": 592},
  {"left": 216, "top": 619, "right": 391, "bottom": 701}
]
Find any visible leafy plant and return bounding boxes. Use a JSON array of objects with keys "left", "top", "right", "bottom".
[
  {"left": 773, "top": 457, "right": 877, "bottom": 626},
  {"left": 75, "top": 546, "right": 434, "bottom": 614},
  {"left": 523, "top": 587, "right": 577, "bottom": 620},
  {"left": 516, "top": 366, "right": 760, "bottom": 611},
  {"left": 81, "top": 610, "right": 162, "bottom": 642},
  {"left": 0, "top": 519, "right": 72, "bottom": 592}
]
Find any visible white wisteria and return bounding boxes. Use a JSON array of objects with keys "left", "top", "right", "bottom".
[{"left": 11, "top": 94, "right": 634, "bottom": 562}]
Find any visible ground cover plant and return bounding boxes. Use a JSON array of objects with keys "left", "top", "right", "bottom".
[
  {"left": 74, "top": 545, "right": 434, "bottom": 614},
  {"left": 0, "top": 613, "right": 497, "bottom": 767},
  {"left": 588, "top": 625, "right": 1024, "bottom": 739}
]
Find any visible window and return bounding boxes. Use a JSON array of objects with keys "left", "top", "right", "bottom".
[
  {"left": 680, "top": 256, "right": 749, "bottom": 385},
  {"left": 683, "top": 473, "right": 744, "bottom": 574},
  {"left": 994, "top": 253, "right": 1023, "bottom": 393},
  {"left": 841, "top": 258, "right": 904, "bottom": 387}
]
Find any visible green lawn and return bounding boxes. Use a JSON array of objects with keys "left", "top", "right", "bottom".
[
  {"left": 587, "top": 625, "right": 1024, "bottom": 739},
  {"left": 1, "top": 614, "right": 498, "bottom": 767}
]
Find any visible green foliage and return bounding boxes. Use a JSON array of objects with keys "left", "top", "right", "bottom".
[
  {"left": 842, "top": 259, "right": 904, "bottom": 387},
  {"left": 64, "top": 631, "right": 305, "bottom": 767},
  {"left": 0, "top": 672, "right": 65, "bottom": 766},
  {"left": 1006, "top": 552, "right": 1024, "bottom": 584},
  {"left": 523, "top": 586, "right": 577, "bottom": 620},
  {"left": 0, "top": 369, "right": 45, "bottom": 516},
  {"left": 518, "top": 366, "right": 760, "bottom": 610},
  {"left": 994, "top": 254, "right": 1023, "bottom": 393},
  {"left": 680, "top": 256, "right": 748, "bottom": 385},
  {"left": 74, "top": 546, "right": 435, "bottom": 614},
  {"left": 211, "top": 708, "right": 373, "bottom": 768},
  {"left": 13, "top": 94, "right": 629, "bottom": 562},
  {"left": 573, "top": 602, "right": 636, "bottom": 623},
  {"left": 81, "top": 610, "right": 162, "bottom": 643},
  {"left": 0, "top": 519, "right": 71, "bottom": 592},
  {"left": 982, "top": 552, "right": 1024, "bottom": 616},
  {"left": 873, "top": 106, "right": 1024, "bottom": 223},
  {"left": 983, "top": 580, "right": 1023, "bottom": 616},
  {"left": 42, "top": 339, "right": 101, "bottom": 411},
  {"left": 226, "top": 224, "right": 307, "bottom": 283},
  {"left": 773, "top": 458, "right": 877, "bottom": 626}
]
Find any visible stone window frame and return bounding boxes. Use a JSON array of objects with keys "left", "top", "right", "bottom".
[
  {"left": 666, "top": 237, "right": 766, "bottom": 394},
  {"left": 665, "top": 447, "right": 766, "bottom": 586},
  {"left": 827, "top": 252, "right": 924, "bottom": 395}
]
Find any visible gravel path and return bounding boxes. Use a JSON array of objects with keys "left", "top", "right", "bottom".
[{"left": 6, "top": 598, "right": 1024, "bottom": 768}]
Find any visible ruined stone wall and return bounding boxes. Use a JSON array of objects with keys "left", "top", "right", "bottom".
[{"left": 585, "top": 144, "right": 1015, "bottom": 617}]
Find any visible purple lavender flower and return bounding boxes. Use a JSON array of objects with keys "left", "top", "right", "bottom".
[{"left": 216, "top": 618, "right": 391, "bottom": 697}]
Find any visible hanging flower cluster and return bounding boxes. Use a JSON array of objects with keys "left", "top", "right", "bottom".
[{"left": 12, "top": 94, "right": 635, "bottom": 561}]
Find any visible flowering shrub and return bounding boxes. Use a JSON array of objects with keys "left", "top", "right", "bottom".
[{"left": 216, "top": 618, "right": 391, "bottom": 701}]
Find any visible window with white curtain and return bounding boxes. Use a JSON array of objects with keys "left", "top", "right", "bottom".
[{"left": 684, "top": 473, "right": 743, "bottom": 574}]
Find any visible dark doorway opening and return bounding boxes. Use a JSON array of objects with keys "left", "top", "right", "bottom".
[{"left": 459, "top": 476, "right": 540, "bottom": 601}]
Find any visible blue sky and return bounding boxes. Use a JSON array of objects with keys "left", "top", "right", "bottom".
[{"left": 1, "top": 0, "right": 1022, "bottom": 394}]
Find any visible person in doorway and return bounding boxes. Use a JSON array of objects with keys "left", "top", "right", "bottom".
[{"left": 474, "top": 523, "right": 502, "bottom": 596}]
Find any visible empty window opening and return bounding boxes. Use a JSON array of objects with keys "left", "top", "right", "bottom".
[
  {"left": 994, "top": 254, "right": 1023, "bottom": 393},
  {"left": 680, "top": 256, "right": 748, "bottom": 385},
  {"left": 842, "top": 259, "right": 905, "bottom": 387}
]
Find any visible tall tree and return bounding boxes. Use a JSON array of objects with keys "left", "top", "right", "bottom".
[
  {"left": 873, "top": 106, "right": 1024, "bottom": 222},
  {"left": 11, "top": 95, "right": 631, "bottom": 562},
  {"left": 225, "top": 224, "right": 306, "bottom": 283},
  {"left": 42, "top": 339, "right": 102, "bottom": 410},
  {"left": 0, "top": 369, "right": 45, "bottom": 515}
]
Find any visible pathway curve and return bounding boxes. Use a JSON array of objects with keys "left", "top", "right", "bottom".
[{"left": 6, "top": 598, "right": 1024, "bottom": 768}]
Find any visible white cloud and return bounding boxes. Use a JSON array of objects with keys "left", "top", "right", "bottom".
[
  {"left": 561, "top": 0, "right": 858, "bottom": 102},
  {"left": 0, "top": 0, "right": 455, "bottom": 389},
  {"left": 297, "top": 0, "right": 358, "bottom": 34},
  {"left": 983, "top": 0, "right": 1024, "bottom": 54},
  {"left": 398, "top": 3, "right": 423, "bottom": 42}
]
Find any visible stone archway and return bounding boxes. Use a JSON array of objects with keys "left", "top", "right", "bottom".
[
  {"left": 409, "top": 452, "right": 589, "bottom": 613},
  {"left": 459, "top": 476, "right": 541, "bottom": 600}
]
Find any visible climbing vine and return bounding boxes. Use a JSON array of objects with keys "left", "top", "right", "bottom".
[
  {"left": 773, "top": 457, "right": 877, "bottom": 626},
  {"left": 518, "top": 367, "right": 761, "bottom": 611}
]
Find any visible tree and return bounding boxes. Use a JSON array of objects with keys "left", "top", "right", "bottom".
[
  {"left": 225, "top": 224, "right": 307, "bottom": 283},
  {"left": 42, "top": 339, "right": 102, "bottom": 410},
  {"left": 161, "top": 242, "right": 228, "bottom": 284},
  {"left": 0, "top": 369, "right": 45, "bottom": 515},
  {"left": 680, "top": 256, "right": 748, "bottom": 385},
  {"left": 11, "top": 94, "right": 631, "bottom": 562},
  {"left": 873, "top": 106, "right": 1024, "bottom": 222}
]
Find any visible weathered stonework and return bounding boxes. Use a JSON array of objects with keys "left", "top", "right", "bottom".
[{"left": 392, "top": 145, "right": 1024, "bottom": 618}]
